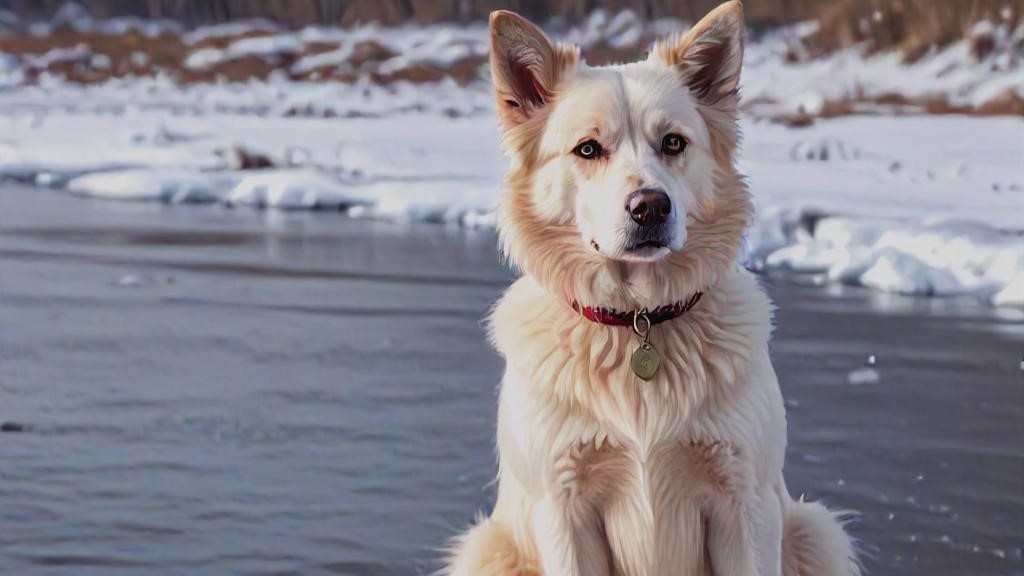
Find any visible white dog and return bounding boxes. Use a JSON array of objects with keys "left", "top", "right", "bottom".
[{"left": 446, "top": 2, "right": 860, "bottom": 575}]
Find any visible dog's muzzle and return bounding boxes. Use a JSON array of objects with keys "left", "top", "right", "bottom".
[{"left": 624, "top": 188, "right": 674, "bottom": 251}]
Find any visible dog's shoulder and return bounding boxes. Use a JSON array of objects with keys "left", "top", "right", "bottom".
[{"left": 700, "top": 265, "right": 775, "bottom": 343}]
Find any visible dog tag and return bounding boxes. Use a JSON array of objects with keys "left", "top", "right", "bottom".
[{"left": 631, "top": 342, "right": 661, "bottom": 380}]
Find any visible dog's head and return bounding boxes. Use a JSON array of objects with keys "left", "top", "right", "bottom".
[{"left": 491, "top": 1, "right": 751, "bottom": 309}]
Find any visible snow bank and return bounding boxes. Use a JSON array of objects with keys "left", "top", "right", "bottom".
[
  {"left": 226, "top": 169, "right": 369, "bottom": 210},
  {"left": 67, "top": 169, "right": 217, "bottom": 203},
  {"left": 755, "top": 216, "right": 1024, "bottom": 298}
]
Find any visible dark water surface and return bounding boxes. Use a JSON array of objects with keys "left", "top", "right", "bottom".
[{"left": 1, "top": 187, "right": 1022, "bottom": 576}]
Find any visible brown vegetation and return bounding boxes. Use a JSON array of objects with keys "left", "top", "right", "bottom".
[
  {"left": 0, "top": 0, "right": 842, "bottom": 28},
  {"left": 806, "top": 0, "right": 1021, "bottom": 61},
  {"left": 1, "top": 1, "right": 1021, "bottom": 118}
]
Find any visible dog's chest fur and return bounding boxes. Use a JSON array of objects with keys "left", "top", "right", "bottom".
[{"left": 490, "top": 266, "right": 785, "bottom": 572}]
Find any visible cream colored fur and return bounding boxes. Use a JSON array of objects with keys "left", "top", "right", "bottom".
[{"left": 444, "top": 2, "right": 860, "bottom": 574}]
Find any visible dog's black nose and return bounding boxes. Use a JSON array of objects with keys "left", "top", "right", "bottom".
[{"left": 626, "top": 189, "right": 672, "bottom": 227}]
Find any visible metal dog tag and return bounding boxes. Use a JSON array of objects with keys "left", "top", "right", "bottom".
[
  {"left": 631, "top": 308, "right": 661, "bottom": 380},
  {"left": 631, "top": 342, "right": 661, "bottom": 380}
]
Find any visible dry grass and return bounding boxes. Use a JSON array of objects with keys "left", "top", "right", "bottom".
[
  {"left": 807, "top": 0, "right": 1022, "bottom": 61},
  {"left": 1, "top": 1, "right": 1021, "bottom": 118},
  {"left": 0, "top": 0, "right": 815, "bottom": 27}
]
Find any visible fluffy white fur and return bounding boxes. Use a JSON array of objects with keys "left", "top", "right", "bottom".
[{"left": 445, "top": 3, "right": 861, "bottom": 575}]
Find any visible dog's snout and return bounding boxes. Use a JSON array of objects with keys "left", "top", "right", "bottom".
[{"left": 626, "top": 189, "right": 672, "bottom": 227}]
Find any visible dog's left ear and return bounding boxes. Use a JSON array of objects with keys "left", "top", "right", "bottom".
[
  {"left": 489, "top": 11, "right": 576, "bottom": 130},
  {"left": 650, "top": 0, "right": 744, "bottom": 105}
]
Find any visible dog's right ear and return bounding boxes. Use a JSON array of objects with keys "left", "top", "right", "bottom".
[{"left": 489, "top": 11, "right": 576, "bottom": 130}]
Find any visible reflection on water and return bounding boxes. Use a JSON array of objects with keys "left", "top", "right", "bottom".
[{"left": 1, "top": 187, "right": 1021, "bottom": 575}]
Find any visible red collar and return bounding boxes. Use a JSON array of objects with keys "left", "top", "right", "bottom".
[{"left": 571, "top": 292, "right": 703, "bottom": 327}]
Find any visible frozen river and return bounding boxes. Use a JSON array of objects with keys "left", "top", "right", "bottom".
[{"left": 1, "top": 186, "right": 1022, "bottom": 575}]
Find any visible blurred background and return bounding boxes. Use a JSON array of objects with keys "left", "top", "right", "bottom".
[{"left": 0, "top": 1, "right": 1022, "bottom": 576}]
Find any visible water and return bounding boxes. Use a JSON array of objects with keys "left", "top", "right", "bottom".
[{"left": 1, "top": 187, "right": 1022, "bottom": 575}]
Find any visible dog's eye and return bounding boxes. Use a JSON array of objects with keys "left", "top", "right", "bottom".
[
  {"left": 661, "top": 133, "right": 686, "bottom": 156},
  {"left": 572, "top": 139, "right": 603, "bottom": 160}
]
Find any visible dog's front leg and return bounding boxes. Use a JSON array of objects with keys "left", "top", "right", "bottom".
[
  {"left": 704, "top": 496, "right": 761, "bottom": 576},
  {"left": 680, "top": 439, "right": 768, "bottom": 576},
  {"left": 531, "top": 445, "right": 612, "bottom": 576}
]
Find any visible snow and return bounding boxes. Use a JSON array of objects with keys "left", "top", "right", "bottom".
[
  {"left": 291, "top": 45, "right": 356, "bottom": 75},
  {"left": 0, "top": 15, "right": 1021, "bottom": 307},
  {"left": 0, "top": 74, "right": 493, "bottom": 121},
  {"left": 95, "top": 17, "right": 183, "bottom": 37},
  {"left": 742, "top": 21, "right": 1024, "bottom": 117},
  {"left": 226, "top": 169, "right": 370, "bottom": 210},
  {"left": 67, "top": 169, "right": 216, "bottom": 203},
  {"left": 993, "top": 275, "right": 1024, "bottom": 307},
  {"left": 858, "top": 249, "right": 963, "bottom": 296},
  {"left": 184, "top": 34, "right": 304, "bottom": 70},
  {"left": 847, "top": 366, "right": 881, "bottom": 385},
  {"left": 183, "top": 48, "right": 225, "bottom": 71},
  {"left": 182, "top": 20, "right": 281, "bottom": 45},
  {"left": 4, "top": 13, "right": 1021, "bottom": 115},
  {"left": 50, "top": 1, "right": 93, "bottom": 32},
  {"left": 756, "top": 216, "right": 1024, "bottom": 299},
  {"left": 1, "top": 96, "right": 1020, "bottom": 307}
]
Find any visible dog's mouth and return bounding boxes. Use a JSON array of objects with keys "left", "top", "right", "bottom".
[
  {"left": 619, "top": 236, "right": 672, "bottom": 262},
  {"left": 629, "top": 239, "right": 668, "bottom": 251},
  {"left": 588, "top": 221, "right": 677, "bottom": 263},
  {"left": 619, "top": 221, "right": 674, "bottom": 260},
  {"left": 620, "top": 242, "right": 670, "bottom": 262}
]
